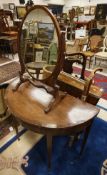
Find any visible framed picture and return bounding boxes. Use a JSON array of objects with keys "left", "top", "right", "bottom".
[
  {"left": 62, "top": 13, "right": 67, "bottom": 19},
  {"left": 72, "top": 6, "right": 78, "bottom": 10},
  {"left": 16, "top": 6, "right": 27, "bottom": 19},
  {"left": 9, "top": 3, "right": 15, "bottom": 10},
  {"left": 84, "top": 6, "right": 90, "bottom": 15},
  {"left": 37, "top": 22, "right": 54, "bottom": 42},
  {"left": 79, "top": 7, "right": 84, "bottom": 14},
  {"left": 95, "top": 4, "right": 107, "bottom": 20},
  {"left": 90, "top": 6, "right": 96, "bottom": 15},
  {"left": 72, "top": 6, "right": 80, "bottom": 16},
  {"left": 35, "top": 51, "right": 43, "bottom": 62}
]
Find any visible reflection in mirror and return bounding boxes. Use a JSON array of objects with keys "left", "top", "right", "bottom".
[{"left": 20, "top": 8, "right": 58, "bottom": 80}]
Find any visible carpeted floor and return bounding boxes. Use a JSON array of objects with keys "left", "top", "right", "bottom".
[
  {"left": 73, "top": 66, "right": 107, "bottom": 100},
  {"left": 0, "top": 57, "right": 11, "bottom": 64},
  {"left": 0, "top": 61, "right": 20, "bottom": 84},
  {"left": 22, "top": 117, "right": 107, "bottom": 175},
  {"left": 0, "top": 98, "right": 107, "bottom": 175}
]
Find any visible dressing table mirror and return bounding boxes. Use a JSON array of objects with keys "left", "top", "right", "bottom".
[{"left": 16, "top": 5, "right": 65, "bottom": 112}]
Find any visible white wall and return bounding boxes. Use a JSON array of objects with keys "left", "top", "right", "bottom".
[
  {"left": 0, "top": 0, "right": 64, "bottom": 9},
  {"left": 63, "top": 0, "right": 107, "bottom": 13},
  {"left": 0, "top": 0, "right": 106, "bottom": 12}
]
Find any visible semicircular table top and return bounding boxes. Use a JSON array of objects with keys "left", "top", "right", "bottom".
[{"left": 5, "top": 78, "right": 99, "bottom": 132}]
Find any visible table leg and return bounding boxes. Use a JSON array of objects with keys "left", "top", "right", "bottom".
[
  {"left": 12, "top": 116, "right": 20, "bottom": 141},
  {"left": 89, "top": 56, "right": 92, "bottom": 68},
  {"left": 36, "top": 69, "right": 40, "bottom": 79},
  {"left": 80, "top": 120, "right": 94, "bottom": 155},
  {"left": 46, "top": 134, "right": 52, "bottom": 169}
]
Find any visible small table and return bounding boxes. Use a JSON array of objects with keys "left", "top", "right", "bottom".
[
  {"left": 5, "top": 79, "right": 99, "bottom": 168},
  {"left": 26, "top": 61, "right": 46, "bottom": 79}
]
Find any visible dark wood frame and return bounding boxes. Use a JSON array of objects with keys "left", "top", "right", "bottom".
[
  {"left": 84, "top": 6, "right": 90, "bottom": 15},
  {"left": 18, "top": 5, "right": 65, "bottom": 83},
  {"left": 16, "top": 6, "right": 27, "bottom": 19},
  {"left": 15, "top": 5, "right": 65, "bottom": 112}
]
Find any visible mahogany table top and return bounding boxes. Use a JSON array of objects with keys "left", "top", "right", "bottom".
[{"left": 5, "top": 79, "right": 99, "bottom": 132}]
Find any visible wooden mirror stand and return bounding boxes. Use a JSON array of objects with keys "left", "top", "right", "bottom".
[{"left": 14, "top": 5, "right": 66, "bottom": 113}]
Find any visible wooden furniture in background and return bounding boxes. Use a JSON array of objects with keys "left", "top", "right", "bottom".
[
  {"left": 0, "top": 9, "right": 18, "bottom": 56},
  {"left": 95, "top": 35, "right": 107, "bottom": 66},
  {"left": 0, "top": 9, "right": 10, "bottom": 33},
  {"left": 43, "top": 65, "right": 103, "bottom": 105},
  {"left": 0, "top": 61, "right": 20, "bottom": 122},
  {"left": 82, "top": 35, "right": 103, "bottom": 68},
  {"left": 66, "top": 37, "right": 88, "bottom": 53},
  {"left": 0, "top": 36, "right": 18, "bottom": 58},
  {"left": 87, "top": 19, "right": 97, "bottom": 31},
  {"left": 63, "top": 52, "right": 86, "bottom": 79},
  {"left": 26, "top": 61, "right": 46, "bottom": 79}
]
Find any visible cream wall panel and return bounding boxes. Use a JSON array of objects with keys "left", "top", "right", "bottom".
[
  {"left": 0, "top": 0, "right": 64, "bottom": 9},
  {"left": 64, "top": 0, "right": 107, "bottom": 12}
]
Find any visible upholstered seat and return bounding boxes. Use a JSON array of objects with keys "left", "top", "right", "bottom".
[{"left": 82, "top": 51, "right": 94, "bottom": 57}]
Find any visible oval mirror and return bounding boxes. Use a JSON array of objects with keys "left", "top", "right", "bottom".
[{"left": 19, "top": 5, "right": 61, "bottom": 81}]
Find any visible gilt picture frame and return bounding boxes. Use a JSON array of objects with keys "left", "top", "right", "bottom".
[
  {"left": 79, "top": 7, "right": 84, "bottom": 14},
  {"left": 84, "top": 6, "right": 90, "bottom": 15},
  {"left": 90, "top": 6, "right": 96, "bottom": 15}
]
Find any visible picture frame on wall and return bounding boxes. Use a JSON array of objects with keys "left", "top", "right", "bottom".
[
  {"left": 35, "top": 51, "right": 43, "bottom": 62},
  {"left": 16, "top": 6, "right": 27, "bottom": 19},
  {"left": 84, "top": 6, "right": 90, "bottom": 15},
  {"left": 72, "top": 6, "right": 78, "bottom": 10},
  {"left": 72, "top": 6, "right": 79, "bottom": 16},
  {"left": 90, "top": 6, "right": 96, "bottom": 15},
  {"left": 95, "top": 4, "right": 107, "bottom": 20},
  {"left": 9, "top": 3, "right": 15, "bottom": 10},
  {"left": 79, "top": 7, "right": 84, "bottom": 14}
]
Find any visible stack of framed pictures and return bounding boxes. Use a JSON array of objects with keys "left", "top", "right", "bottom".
[
  {"left": 72, "top": 6, "right": 96, "bottom": 16},
  {"left": 95, "top": 4, "right": 107, "bottom": 20}
]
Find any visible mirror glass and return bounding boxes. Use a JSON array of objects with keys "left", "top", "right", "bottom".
[{"left": 20, "top": 8, "right": 59, "bottom": 80}]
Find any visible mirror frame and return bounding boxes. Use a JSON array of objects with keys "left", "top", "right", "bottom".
[{"left": 18, "top": 5, "right": 65, "bottom": 87}]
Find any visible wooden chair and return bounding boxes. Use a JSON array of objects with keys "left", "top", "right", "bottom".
[
  {"left": 66, "top": 38, "right": 87, "bottom": 53},
  {"left": 62, "top": 52, "right": 103, "bottom": 147},
  {"left": 0, "top": 10, "right": 18, "bottom": 58},
  {"left": 63, "top": 52, "right": 86, "bottom": 80},
  {"left": 87, "top": 19, "right": 97, "bottom": 31},
  {"left": 82, "top": 35, "right": 103, "bottom": 68},
  {"left": 66, "top": 39, "right": 81, "bottom": 53},
  {"left": 0, "top": 9, "right": 10, "bottom": 34},
  {"left": 24, "top": 39, "right": 35, "bottom": 63},
  {"left": 0, "top": 9, "right": 18, "bottom": 36},
  {"left": 94, "top": 35, "right": 107, "bottom": 66}
]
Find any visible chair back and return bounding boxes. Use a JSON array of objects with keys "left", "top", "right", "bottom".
[
  {"left": 63, "top": 53, "right": 86, "bottom": 79},
  {"left": 66, "top": 38, "right": 87, "bottom": 53},
  {"left": 88, "top": 19, "right": 97, "bottom": 31},
  {"left": 88, "top": 27, "right": 105, "bottom": 37},
  {"left": 0, "top": 9, "right": 10, "bottom": 33},
  {"left": 103, "top": 35, "right": 107, "bottom": 52},
  {"left": 89, "top": 35, "right": 103, "bottom": 52}
]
